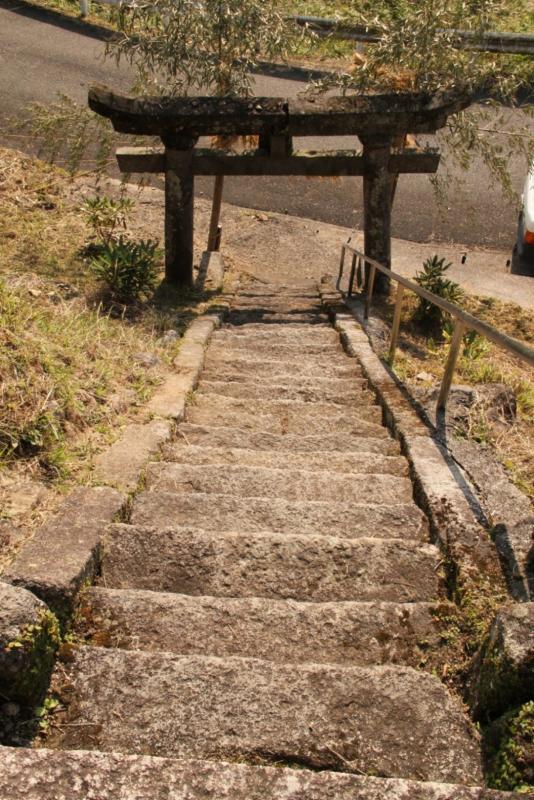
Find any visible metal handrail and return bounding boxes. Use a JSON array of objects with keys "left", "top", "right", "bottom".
[
  {"left": 291, "top": 15, "right": 534, "bottom": 56},
  {"left": 338, "top": 241, "right": 534, "bottom": 413}
]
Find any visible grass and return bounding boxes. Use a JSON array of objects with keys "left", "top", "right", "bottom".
[
  {"left": 0, "top": 148, "right": 213, "bottom": 510},
  {"left": 368, "top": 289, "right": 534, "bottom": 505}
]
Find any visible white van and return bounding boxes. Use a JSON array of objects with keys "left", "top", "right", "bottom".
[{"left": 515, "top": 165, "right": 534, "bottom": 270}]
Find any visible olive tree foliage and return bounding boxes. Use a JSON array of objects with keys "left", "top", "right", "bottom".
[
  {"left": 312, "top": 0, "right": 534, "bottom": 203},
  {"left": 110, "top": 0, "right": 290, "bottom": 97},
  {"left": 20, "top": 0, "right": 292, "bottom": 175}
]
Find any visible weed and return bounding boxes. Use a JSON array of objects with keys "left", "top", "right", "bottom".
[
  {"left": 414, "top": 255, "right": 464, "bottom": 330},
  {"left": 80, "top": 195, "right": 135, "bottom": 246},
  {"left": 487, "top": 702, "right": 534, "bottom": 793},
  {"left": 90, "top": 236, "right": 161, "bottom": 303}
]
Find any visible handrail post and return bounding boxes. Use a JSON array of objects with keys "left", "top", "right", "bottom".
[
  {"left": 337, "top": 246, "right": 346, "bottom": 294},
  {"left": 348, "top": 253, "right": 357, "bottom": 297},
  {"left": 364, "top": 263, "right": 376, "bottom": 320},
  {"left": 437, "top": 320, "right": 466, "bottom": 413},
  {"left": 388, "top": 283, "right": 405, "bottom": 364}
]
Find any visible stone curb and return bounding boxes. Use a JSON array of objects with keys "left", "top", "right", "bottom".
[
  {"left": 469, "top": 601, "right": 534, "bottom": 719},
  {"left": 319, "top": 286, "right": 505, "bottom": 594},
  {"left": 93, "top": 310, "right": 227, "bottom": 491},
  {"left": 0, "top": 582, "right": 59, "bottom": 709},
  {"left": 93, "top": 420, "right": 172, "bottom": 492},
  {"left": 3, "top": 487, "right": 124, "bottom": 621},
  {"left": 196, "top": 251, "right": 225, "bottom": 293}
]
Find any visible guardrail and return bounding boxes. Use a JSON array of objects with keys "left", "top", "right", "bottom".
[
  {"left": 291, "top": 15, "right": 534, "bottom": 56},
  {"left": 77, "top": 3, "right": 534, "bottom": 57},
  {"left": 337, "top": 241, "right": 534, "bottom": 413}
]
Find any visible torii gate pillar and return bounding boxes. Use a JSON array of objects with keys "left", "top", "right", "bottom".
[
  {"left": 362, "top": 136, "right": 393, "bottom": 295},
  {"left": 163, "top": 136, "right": 198, "bottom": 286}
]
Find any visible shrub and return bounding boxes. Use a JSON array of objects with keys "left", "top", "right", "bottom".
[
  {"left": 414, "top": 254, "right": 464, "bottom": 329},
  {"left": 81, "top": 195, "right": 135, "bottom": 246},
  {"left": 90, "top": 236, "right": 160, "bottom": 303}
]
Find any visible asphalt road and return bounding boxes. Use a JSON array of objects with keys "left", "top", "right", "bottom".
[{"left": 0, "top": 0, "right": 531, "bottom": 250}]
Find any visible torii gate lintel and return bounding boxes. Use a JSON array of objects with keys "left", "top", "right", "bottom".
[{"left": 89, "top": 85, "right": 470, "bottom": 289}]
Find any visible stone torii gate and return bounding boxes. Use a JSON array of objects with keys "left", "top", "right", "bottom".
[{"left": 89, "top": 85, "right": 468, "bottom": 289}]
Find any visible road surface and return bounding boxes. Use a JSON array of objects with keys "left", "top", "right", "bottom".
[{"left": 0, "top": 0, "right": 531, "bottom": 251}]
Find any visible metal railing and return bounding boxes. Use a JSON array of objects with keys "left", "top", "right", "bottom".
[
  {"left": 337, "top": 241, "right": 534, "bottom": 414},
  {"left": 291, "top": 15, "right": 534, "bottom": 56},
  {"left": 77, "top": 3, "right": 534, "bottom": 57}
]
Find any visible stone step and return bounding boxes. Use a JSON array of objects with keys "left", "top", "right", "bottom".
[
  {"left": 228, "top": 311, "right": 328, "bottom": 326},
  {"left": 162, "top": 443, "right": 409, "bottom": 476},
  {"left": 189, "top": 395, "right": 382, "bottom": 425},
  {"left": 208, "top": 340, "right": 343, "bottom": 359},
  {"left": 48, "top": 648, "right": 482, "bottom": 783},
  {"left": 83, "top": 587, "right": 443, "bottom": 667},
  {"left": 201, "top": 366, "right": 369, "bottom": 390},
  {"left": 217, "top": 326, "right": 338, "bottom": 342},
  {"left": 102, "top": 524, "right": 439, "bottom": 603},
  {"left": 231, "top": 298, "right": 322, "bottom": 310},
  {"left": 187, "top": 405, "right": 386, "bottom": 437},
  {"left": 203, "top": 354, "right": 358, "bottom": 379},
  {"left": 145, "top": 463, "right": 412, "bottom": 505},
  {"left": 173, "top": 423, "right": 398, "bottom": 455},
  {"left": 236, "top": 286, "right": 319, "bottom": 297},
  {"left": 131, "top": 490, "right": 428, "bottom": 540},
  {"left": 197, "top": 379, "right": 369, "bottom": 404},
  {"left": 1, "top": 747, "right": 511, "bottom": 800}
]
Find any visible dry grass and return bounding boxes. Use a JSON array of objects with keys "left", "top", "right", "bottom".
[
  {"left": 369, "top": 290, "right": 534, "bottom": 504},
  {"left": 0, "top": 148, "right": 211, "bottom": 503}
]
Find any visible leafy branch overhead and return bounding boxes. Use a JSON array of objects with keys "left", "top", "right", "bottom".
[
  {"left": 111, "top": 0, "right": 292, "bottom": 96},
  {"left": 309, "top": 0, "right": 533, "bottom": 201}
]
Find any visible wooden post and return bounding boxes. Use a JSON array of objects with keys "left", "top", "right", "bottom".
[
  {"left": 361, "top": 137, "right": 393, "bottom": 295},
  {"left": 364, "top": 263, "right": 376, "bottom": 320},
  {"left": 437, "top": 320, "right": 466, "bottom": 413},
  {"left": 162, "top": 136, "right": 197, "bottom": 286},
  {"left": 207, "top": 175, "right": 225, "bottom": 251},
  {"left": 388, "top": 283, "right": 405, "bottom": 364}
]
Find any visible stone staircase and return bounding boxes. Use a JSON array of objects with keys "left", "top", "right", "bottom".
[{"left": 1, "top": 283, "right": 515, "bottom": 798}]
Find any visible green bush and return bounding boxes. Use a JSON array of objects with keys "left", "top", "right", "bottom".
[
  {"left": 414, "top": 255, "right": 464, "bottom": 329},
  {"left": 81, "top": 195, "right": 135, "bottom": 246},
  {"left": 90, "top": 236, "right": 160, "bottom": 302}
]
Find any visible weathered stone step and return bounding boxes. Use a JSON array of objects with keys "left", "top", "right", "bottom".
[
  {"left": 1, "top": 747, "right": 512, "bottom": 800},
  {"left": 131, "top": 490, "right": 427, "bottom": 540},
  {"left": 236, "top": 286, "right": 318, "bottom": 297},
  {"left": 173, "top": 423, "right": 398, "bottom": 454},
  {"left": 208, "top": 340, "right": 343, "bottom": 360},
  {"left": 228, "top": 311, "right": 328, "bottom": 326},
  {"left": 187, "top": 404, "right": 386, "bottom": 437},
  {"left": 145, "top": 463, "right": 412, "bottom": 505},
  {"left": 102, "top": 524, "right": 439, "bottom": 602},
  {"left": 203, "top": 354, "right": 358, "bottom": 379},
  {"left": 48, "top": 649, "right": 482, "bottom": 783},
  {"left": 208, "top": 342, "right": 343, "bottom": 362},
  {"left": 163, "top": 443, "right": 409, "bottom": 476},
  {"left": 217, "top": 325, "right": 337, "bottom": 342},
  {"left": 201, "top": 365, "right": 365, "bottom": 385},
  {"left": 231, "top": 298, "right": 322, "bottom": 310},
  {"left": 197, "top": 378, "right": 369, "bottom": 404},
  {"left": 189, "top": 395, "right": 382, "bottom": 425},
  {"left": 83, "top": 587, "right": 443, "bottom": 667}
]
